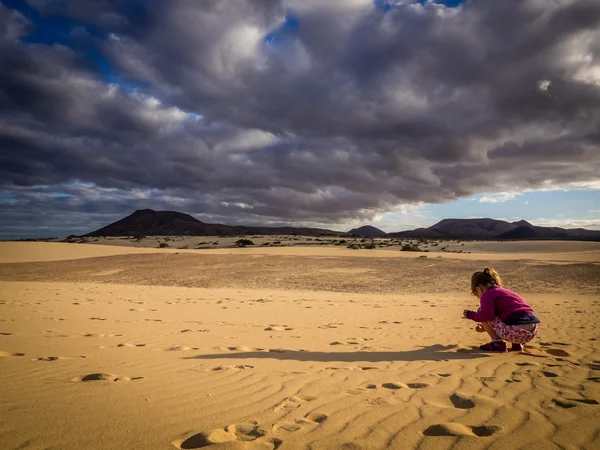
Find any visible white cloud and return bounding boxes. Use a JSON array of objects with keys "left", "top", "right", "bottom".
[
  {"left": 479, "top": 192, "right": 522, "bottom": 203},
  {"left": 528, "top": 218, "right": 600, "bottom": 230},
  {"left": 216, "top": 129, "right": 280, "bottom": 152},
  {"left": 537, "top": 79, "right": 551, "bottom": 91},
  {"left": 221, "top": 202, "right": 254, "bottom": 209}
]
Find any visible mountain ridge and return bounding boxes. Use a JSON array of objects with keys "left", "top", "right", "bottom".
[
  {"left": 85, "top": 209, "right": 345, "bottom": 237},
  {"left": 84, "top": 210, "right": 600, "bottom": 241}
]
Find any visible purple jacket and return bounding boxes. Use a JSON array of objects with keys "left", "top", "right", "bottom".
[{"left": 465, "top": 286, "right": 534, "bottom": 323}]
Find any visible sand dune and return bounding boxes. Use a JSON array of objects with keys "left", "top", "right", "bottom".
[
  {"left": 2, "top": 240, "right": 600, "bottom": 263},
  {"left": 0, "top": 242, "right": 598, "bottom": 449},
  {"left": 0, "top": 241, "right": 168, "bottom": 263}
]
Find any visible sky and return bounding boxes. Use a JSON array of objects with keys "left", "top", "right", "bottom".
[{"left": 1, "top": 0, "right": 599, "bottom": 239}]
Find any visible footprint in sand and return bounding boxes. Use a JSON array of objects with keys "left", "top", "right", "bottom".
[
  {"left": 171, "top": 422, "right": 281, "bottom": 449},
  {"left": 347, "top": 386, "right": 371, "bottom": 395},
  {"left": 226, "top": 346, "right": 263, "bottom": 352},
  {"left": 423, "top": 423, "right": 503, "bottom": 437},
  {"left": 305, "top": 412, "right": 328, "bottom": 424},
  {"left": 31, "top": 356, "right": 73, "bottom": 361},
  {"left": 71, "top": 373, "right": 144, "bottom": 382},
  {"left": 515, "top": 362, "right": 538, "bottom": 367},
  {"left": 382, "top": 382, "right": 429, "bottom": 390},
  {"left": 0, "top": 351, "right": 25, "bottom": 357},
  {"left": 545, "top": 348, "right": 570, "bottom": 357},
  {"left": 0, "top": 332, "right": 13, "bottom": 336},
  {"left": 164, "top": 346, "right": 199, "bottom": 352},
  {"left": 318, "top": 323, "right": 340, "bottom": 329},
  {"left": 382, "top": 382, "right": 406, "bottom": 389},
  {"left": 212, "top": 365, "right": 254, "bottom": 371},
  {"left": 273, "top": 395, "right": 316, "bottom": 412},
  {"left": 367, "top": 397, "right": 401, "bottom": 406},
  {"left": 117, "top": 343, "right": 147, "bottom": 348},
  {"left": 264, "top": 326, "right": 294, "bottom": 332},
  {"left": 83, "top": 333, "right": 123, "bottom": 338},
  {"left": 272, "top": 421, "right": 302, "bottom": 434},
  {"left": 89, "top": 317, "right": 107, "bottom": 321},
  {"left": 450, "top": 393, "right": 475, "bottom": 409},
  {"left": 553, "top": 398, "right": 599, "bottom": 408},
  {"left": 329, "top": 340, "right": 360, "bottom": 346}
]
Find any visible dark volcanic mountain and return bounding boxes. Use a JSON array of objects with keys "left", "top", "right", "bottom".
[
  {"left": 346, "top": 225, "right": 386, "bottom": 238},
  {"left": 388, "top": 218, "right": 600, "bottom": 241},
  {"left": 84, "top": 211, "right": 600, "bottom": 241},
  {"left": 85, "top": 209, "right": 344, "bottom": 237}
]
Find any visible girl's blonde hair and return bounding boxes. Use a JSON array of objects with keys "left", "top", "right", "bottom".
[{"left": 471, "top": 267, "right": 502, "bottom": 295}]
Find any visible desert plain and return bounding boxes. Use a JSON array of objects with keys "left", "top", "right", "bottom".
[{"left": 0, "top": 240, "right": 599, "bottom": 450}]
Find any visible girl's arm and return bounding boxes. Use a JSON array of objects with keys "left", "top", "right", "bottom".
[{"left": 463, "top": 296, "right": 494, "bottom": 322}]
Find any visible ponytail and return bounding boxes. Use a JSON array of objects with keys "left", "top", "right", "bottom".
[{"left": 471, "top": 267, "right": 502, "bottom": 295}]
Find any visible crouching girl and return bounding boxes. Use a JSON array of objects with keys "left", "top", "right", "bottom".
[{"left": 464, "top": 268, "right": 540, "bottom": 352}]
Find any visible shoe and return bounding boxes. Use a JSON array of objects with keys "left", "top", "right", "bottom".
[
  {"left": 510, "top": 343, "right": 524, "bottom": 352},
  {"left": 479, "top": 341, "right": 507, "bottom": 352}
]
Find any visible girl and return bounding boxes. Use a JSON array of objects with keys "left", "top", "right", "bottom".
[{"left": 463, "top": 268, "right": 540, "bottom": 352}]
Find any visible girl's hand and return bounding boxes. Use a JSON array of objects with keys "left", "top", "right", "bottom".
[{"left": 475, "top": 323, "right": 485, "bottom": 333}]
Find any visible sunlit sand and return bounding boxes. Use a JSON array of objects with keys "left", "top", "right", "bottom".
[{"left": 0, "top": 241, "right": 598, "bottom": 449}]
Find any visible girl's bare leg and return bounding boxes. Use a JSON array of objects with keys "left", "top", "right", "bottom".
[{"left": 480, "top": 321, "right": 500, "bottom": 340}]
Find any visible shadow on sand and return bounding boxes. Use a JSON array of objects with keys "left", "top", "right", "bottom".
[{"left": 184, "top": 344, "right": 489, "bottom": 363}]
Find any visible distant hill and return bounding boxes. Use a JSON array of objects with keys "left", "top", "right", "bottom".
[
  {"left": 83, "top": 211, "right": 600, "bottom": 241},
  {"left": 85, "top": 209, "right": 344, "bottom": 237},
  {"left": 388, "top": 218, "right": 600, "bottom": 241},
  {"left": 346, "top": 225, "right": 386, "bottom": 238}
]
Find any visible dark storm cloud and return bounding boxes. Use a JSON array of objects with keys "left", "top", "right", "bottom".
[{"left": 1, "top": 0, "right": 600, "bottom": 237}]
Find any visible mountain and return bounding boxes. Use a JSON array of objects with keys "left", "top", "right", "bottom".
[
  {"left": 388, "top": 218, "right": 600, "bottom": 241},
  {"left": 84, "top": 211, "right": 600, "bottom": 241},
  {"left": 346, "top": 225, "right": 387, "bottom": 238},
  {"left": 386, "top": 227, "right": 448, "bottom": 239},
  {"left": 429, "top": 218, "right": 518, "bottom": 238},
  {"left": 85, "top": 209, "right": 344, "bottom": 237}
]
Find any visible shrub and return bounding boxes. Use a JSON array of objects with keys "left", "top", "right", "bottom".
[
  {"left": 364, "top": 243, "right": 376, "bottom": 249},
  {"left": 159, "top": 243, "right": 169, "bottom": 248},
  {"left": 347, "top": 244, "right": 362, "bottom": 250},
  {"left": 235, "top": 239, "right": 255, "bottom": 247},
  {"left": 401, "top": 244, "right": 421, "bottom": 252}
]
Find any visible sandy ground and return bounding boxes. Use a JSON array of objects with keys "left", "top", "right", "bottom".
[{"left": 0, "top": 241, "right": 599, "bottom": 450}]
